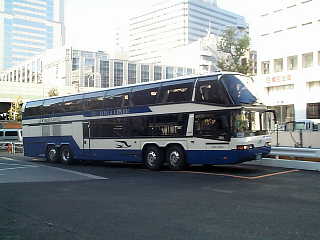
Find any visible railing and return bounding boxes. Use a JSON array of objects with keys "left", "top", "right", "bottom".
[
  {"left": 270, "top": 146, "right": 320, "bottom": 159},
  {"left": 271, "top": 130, "right": 320, "bottom": 148},
  {"left": 0, "top": 141, "right": 23, "bottom": 154}
]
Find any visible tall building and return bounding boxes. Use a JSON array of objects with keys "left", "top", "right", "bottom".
[
  {"left": 0, "top": 47, "right": 195, "bottom": 107},
  {"left": 129, "top": 0, "right": 247, "bottom": 63},
  {"left": 0, "top": 0, "right": 65, "bottom": 71},
  {"left": 254, "top": 0, "right": 320, "bottom": 124}
]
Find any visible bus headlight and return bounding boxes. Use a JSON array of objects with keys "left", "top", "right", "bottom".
[{"left": 265, "top": 142, "right": 271, "bottom": 147}]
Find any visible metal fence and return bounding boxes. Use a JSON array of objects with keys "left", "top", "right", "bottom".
[
  {"left": 0, "top": 141, "right": 23, "bottom": 154},
  {"left": 271, "top": 130, "right": 320, "bottom": 148}
]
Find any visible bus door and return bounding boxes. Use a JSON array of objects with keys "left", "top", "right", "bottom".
[{"left": 83, "top": 122, "right": 91, "bottom": 156}]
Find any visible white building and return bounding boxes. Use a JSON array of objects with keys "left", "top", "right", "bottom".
[
  {"left": 161, "top": 33, "right": 220, "bottom": 73},
  {"left": 129, "top": 0, "right": 247, "bottom": 64},
  {"left": 255, "top": 0, "right": 320, "bottom": 124},
  {"left": 0, "top": 0, "right": 65, "bottom": 71},
  {"left": 0, "top": 47, "right": 195, "bottom": 103}
]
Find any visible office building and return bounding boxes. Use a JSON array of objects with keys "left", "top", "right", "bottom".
[
  {"left": 0, "top": 47, "right": 195, "bottom": 105},
  {"left": 0, "top": 0, "right": 65, "bottom": 71},
  {"left": 129, "top": 0, "right": 247, "bottom": 63},
  {"left": 254, "top": 0, "right": 320, "bottom": 123}
]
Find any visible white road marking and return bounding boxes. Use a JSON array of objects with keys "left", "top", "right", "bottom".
[
  {"left": 41, "top": 165, "right": 109, "bottom": 180},
  {"left": 0, "top": 156, "right": 108, "bottom": 180},
  {"left": 0, "top": 166, "right": 39, "bottom": 171},
  {"left": 0, "top": 157, "right": 14, "bottom": 161},
  {"left": 0, "top": 163, "right": 35, "bottom": 166}
]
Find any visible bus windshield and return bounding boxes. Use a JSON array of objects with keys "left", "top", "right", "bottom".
[
  {"left": 221, "top": 74, "right": 258, "bottom": 104},
  {"left": 231, "top": 109, "right": 275, "bottom": 137}
]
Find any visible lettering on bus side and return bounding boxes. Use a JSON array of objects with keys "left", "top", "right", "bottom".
[
  {"left": 98, "top": 108, "right": 129, "bottom": 117},
  {"left": 84, "top": 106, "right": 152, "bottom": 117}
]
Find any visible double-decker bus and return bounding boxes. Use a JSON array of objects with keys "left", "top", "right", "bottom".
[{"left": 22, "top": 72, "right": 275, "bottom": 170}]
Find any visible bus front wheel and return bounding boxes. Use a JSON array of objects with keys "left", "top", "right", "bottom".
[
  {"left": 166, "top": 145, "right": 187, "bottom": 170},
  {"left": 144, "top": 145, "right": 164, "bottom": 170},
  {"left": 60, "top": 145, "right": 74, "bottom": 165},
  {"left": 46, "top": 145, "right": 59, "bottom": 163}
]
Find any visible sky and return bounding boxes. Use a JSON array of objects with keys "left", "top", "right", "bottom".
[{"left": 64, "top": 0, "right": 279, "bottom": 51}]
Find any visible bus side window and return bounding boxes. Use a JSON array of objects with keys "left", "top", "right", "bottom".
[
  {"left": 24, "top": 100, "right": 43, "bottom": 118},
  {"left": 105, "top": 88, "right": 132, "bottom": 109},
  {"left": 194, "top": 113, "right": 230, "bottom": 141},
  {"left": 130, "top": 116, "right": 154, "bottom": 137},
  {"left": 64, "top": 94, "right": 84, "bottom": 113},
  {"left": 157, "top": 79, "right": 195, "bottom": 104},
  {"left": 84, "top": 91, "right": 106, "bottom": 111},
  {"left": 153, "top": 114, "right": 188, "bottom": 137},
  {"left": 131, "top": 83, "right": 161, "bottom": 106},
  {"left": 195, "top": 77, "right": 231, "bottom": 105},
  {"left": 90, "top": 118, "right": 130, "bottom": 138},
  {"left": 43, "top": 97, "right": 65, "bottom": 116}
]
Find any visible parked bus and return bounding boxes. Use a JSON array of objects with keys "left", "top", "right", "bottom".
[{"left": 22, "top": 73, "right": 275, "bottom": 170}]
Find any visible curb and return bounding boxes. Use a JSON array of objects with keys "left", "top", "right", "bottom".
[{"left": 244, "top": 158, "right": 320, "bottom": 171}]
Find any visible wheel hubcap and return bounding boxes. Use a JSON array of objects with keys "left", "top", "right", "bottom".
[
  {"left": 62, "top": 150, "right": 70, "bottom": 162},
  {"left": 147, "top": 151, "right": 157, "bottom": 166},
  {"left": 48, "top": 149, "right": 56, "bottom": 161},
  {"left": 169, "top": 151, "right": 180, "bottom": 165}
]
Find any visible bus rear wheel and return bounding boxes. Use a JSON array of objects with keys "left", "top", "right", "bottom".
[
  {"left": 166, "top": 145, "right": 187, "bottom": 171},
  {"left": 46, "top": 145, "right": 59, "bottom": 163},
  {"left": 60, "top": 145, "right": 74, "bottom": 165},
  {"left": 144, "top": 145, "right": 164, "bottom": 170}
]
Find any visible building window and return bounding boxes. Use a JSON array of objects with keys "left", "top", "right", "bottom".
[
  {"left": 274, "top": 58, "right": 283, "bottom": 73},
  {"left": 141, "top": 65, "right": 149, "bottom": 82},
  {"left": 287, "top": 56, "right": 298, "bottom": 70},
  {"left": 268, "top": 105, "right": 295, "bottom": 124},
  {"left": 166, "top": 67, "right": 174, "bottom": 79},
  {"left": 154, "top": 66, "right": 162, "bottom": 81},
  {"left": 128, "top": 63, "right": 137, "bottom": 84},
  {"left": 72, "top": 58, "right": 80, "bottom": 70},
  {"left": 114, "top": 62, "right": 123, "bottom": 87},
  {"left": 307, "top": 103, "right": 320, "bottom": 119},
  {"left": 177, "top": 67, "right": 184, "bottom": 77},
  {"left": 318, "top": 51, "right": 320, "bottom": 65},
  {"left": 100, "top": 60, "right": 109, "bottom": 88},
  {"left": 261, "top": 61, "right": 270, "bottom": 74},
  {"left": 302, "top": 52, "right": 313, "bottom": 68}
]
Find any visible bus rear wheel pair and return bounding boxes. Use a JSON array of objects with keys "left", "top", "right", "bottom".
[
  {"left": 46, "top": 145, "right": 74, "bottom": 165},
  {"left": 144, "top": 145, "right": 187, "bottom": 171}
]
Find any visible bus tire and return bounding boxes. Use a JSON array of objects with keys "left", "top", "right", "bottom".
[
  {"left": 166, "top": 145, "right": 187, "bottom": 170},
  {"left": 60, "top": 145, "right": 74, "bottom": 165},
  {"left": 46, "top": 145, "right": 59, "bottom": 163},
  {"left": 143, "top": 145, "right": 164, "bottom": 170}
]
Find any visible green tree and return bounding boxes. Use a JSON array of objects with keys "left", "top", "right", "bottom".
[
  {"left": 8, "top": 97, "right": 23, "bottom": 121},
  {"left": 217, "top": 27, "right": 251, "bottom": 75},
  {"left": 48, "top": 88, "right": 59, "bottom": 97}
]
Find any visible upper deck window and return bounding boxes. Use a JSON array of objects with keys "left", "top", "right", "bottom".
[
  {"left": 84, "top": 91, "right": 106, "bottom": 111},
  {"left": 158, "top": 78, "right": 195, "bottom": 104},
  {"left": 63, "top": 94, "right": 84, "bottom": 113},
  {"left": 105, "top": 88, "right": 131, "bottom": 109},
  {"left": 23, "top": 100, "right": 43, "bottom": 118},
  {"left": 43, "top": 97, "right": 65, "bottom": 116},
  {"left": 195, "top": 76, "right": 231, "bottom": 105},
  {"left": 131, "top": 83, "right": 161, "bottom": 106},
  {"left": 221, "top": 75, "right": 257, "bottom": 105}
]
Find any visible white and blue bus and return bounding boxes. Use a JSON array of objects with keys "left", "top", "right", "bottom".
[{"left": 22, "top": 73, "right": 275, "bottom": 170}]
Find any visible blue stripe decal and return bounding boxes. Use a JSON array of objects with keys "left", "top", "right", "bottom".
[{"left": 23, "top": 136, "right": 271, "bottom": 165}]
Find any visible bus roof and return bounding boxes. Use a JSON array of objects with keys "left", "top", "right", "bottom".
[{"left": 24, "top": 72, "right": 243, "bottom": 104}]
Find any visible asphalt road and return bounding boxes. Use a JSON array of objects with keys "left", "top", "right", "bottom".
[{"left": 0, "top": 153, "right": 319, "bottom": 240}]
